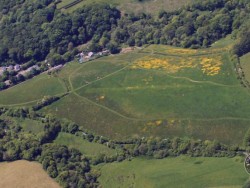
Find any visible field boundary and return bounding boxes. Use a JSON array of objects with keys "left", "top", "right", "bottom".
[{"left": 58, "top": 0, "right": 83, "bottom": 10}]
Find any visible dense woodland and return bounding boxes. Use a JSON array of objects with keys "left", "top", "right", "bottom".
[{"left": 0, "top": 0, "right": 249, "bottom": 68}]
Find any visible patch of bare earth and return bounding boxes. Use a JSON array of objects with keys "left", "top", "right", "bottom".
[
  {"left": 121, "top": 47, "right": 135, "bottom": 54},
  {"left": 0, "top": 160, "right": 60, "bottom": 188}
]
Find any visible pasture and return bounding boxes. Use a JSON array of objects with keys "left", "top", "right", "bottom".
[
  {"left": 0, "top": 160, "right": 60, "bottom": 188},
  {"left": 54, "top": 132, "right": 117, "bottom": 156},
  {"left": 0, "top": 73, "right": 67, "bottom": 106},
  {"left": 2, "top": 42, "right": 250, "bottom": 144},
  {"left": 57, "top": 0, "right": 193, "bottom": 14},
  {"left": 97, "top": 156, "right": 248, "bottom": 188}
]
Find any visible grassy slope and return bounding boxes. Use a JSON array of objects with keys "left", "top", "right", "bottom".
[
  {"left": 58, "top": 0, "right": 192, "bottom": 15},
  {"left": 53, "top": 44, "right": 249, "bottom": 144},
  {"left": 97, "top": 156, "right": 248, "bottom": 188},
  {"left": 241, "top": 52, "right": 250, "bottom": 81},
  {"left": 2, "top": 37, "right": 250, "bottom": 144},
  {"left": 0, "top": 160, "right": 60, "bottom": 188},
  {"left": 0, "top": 74, "right": 67, "bottom": 106},
  {"left": 54, "top": 132, "right": 117, "bottom": 156}
]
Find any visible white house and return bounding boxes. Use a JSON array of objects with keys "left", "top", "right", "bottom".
[
  {"left": 88, "top": 52, "right": 94, "bottom": 58},
  {"left": 14, "top": 64, "right": 21, "bottom": 71}
]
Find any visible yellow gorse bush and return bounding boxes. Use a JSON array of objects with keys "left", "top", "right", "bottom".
[
  {"left": 132, "top": 57, "right": 196, "bottom": 73},
  {"left": 132, "top": 55, "right": 223, "bottom": 76},
  {"left": 200, "top": 57, "right": 222, "bottom": 76}
]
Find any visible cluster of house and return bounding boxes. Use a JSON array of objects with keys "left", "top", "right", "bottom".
[
  {"left": 17, "top": 65, "right": 40, "bottom": 77},
  {"left": 0, "top": 64, "right": 41, "bottom": 76},
  {"left": 78, "top": 50, "right": 110, "bottom": 63},
  {"left": 0, "top": 49, "right": 112, "bottom": 88},
  {"left": 0, "top": 64, "right": 21, "bottom": 75},
  {"left": 0, "top": 64, "right": 40, "bottom": 86}
]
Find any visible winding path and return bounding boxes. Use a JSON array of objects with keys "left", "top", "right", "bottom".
[{"left": 1, "top": 47, "right": 250, "bottom": 123}]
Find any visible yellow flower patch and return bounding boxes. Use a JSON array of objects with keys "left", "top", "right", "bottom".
[
  {"left": 132, "top": 55, "right": 223, "bottom": 76},
  {"left": 146, "top": 120, "right": 163, "bottom": 127},
  {"left": 132, "top": 57, "right": 196, "bottom": 73},
  {"left": 200, "top": 57, "right": 222, "bottom": 76},
  {"left": 96, "top": 95, "right": 105, "bottom": 101}
]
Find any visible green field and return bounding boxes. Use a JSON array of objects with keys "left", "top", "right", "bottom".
[
  {"left": 0, "top": 74, "right": 67, "bottom": 106},
  {"left": 2, "top": 41, "right": 250, "bottom": 144},
  {"left": 57, "top": 0, "right": 192, "bottom": 14},
  {"left": 44, "top": 44, "right": 250, "bottom": 144},
  {"left": 97, "top": 156, "right": 249, "bottom": 188},
  {"left": 241, "top": 52, "right": 250, "bottom": 81},
  {"left": 54, "top": 132, "right": 117, "bottom": 156}
]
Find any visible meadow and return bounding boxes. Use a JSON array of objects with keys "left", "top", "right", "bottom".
[
  {"left": 0, "top": 73, "right": 67, "bottom": 106},
  {"left": 0, "top": 160, "right": 60, "bottom": 188},
  {"left": 54, "top": 132, "right": 117, "bottom": 157},
  {"left": 2, "top": 41, "right": 250, "bottom": 145},
  {"left": 97, "top": 156, "right": 249, "bottom": 188}
]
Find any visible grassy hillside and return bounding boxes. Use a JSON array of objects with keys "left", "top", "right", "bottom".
[
  {"left": 0, "top": 160, "right": 60, "bottom": 188},
  {"left": 97, "top": 156, "right": 248, "bottom": 188},
  {"left": 58, "top": 0, "right": 193, "bottom": 14},
  {"left": 2, "top": 40, "right": 250, "bottom": 144},
  {"left": 0, "top": 74, "right": 67, "bottom": 106},
  {"left": 43, "top": 43, "right": 250, "bottom": 144}
]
